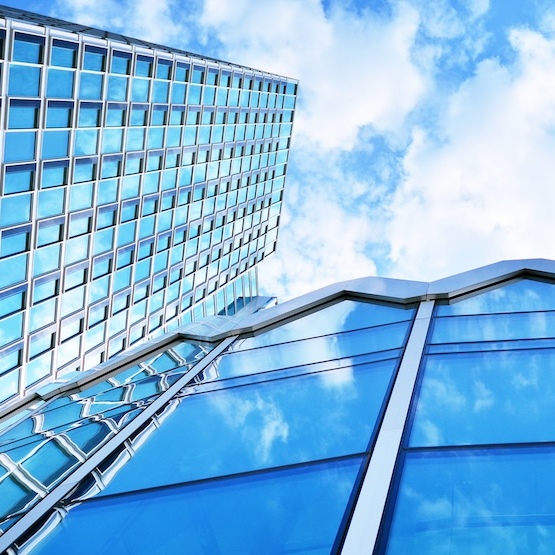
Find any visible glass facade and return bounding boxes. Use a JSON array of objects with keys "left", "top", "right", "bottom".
[
  {"left": 0, "top": 6, "right": 297, "bottom": 407},
  {"left": 1, "top": 261, "right": 555, "bottom": 553}
]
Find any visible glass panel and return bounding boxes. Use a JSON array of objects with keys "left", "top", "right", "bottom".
[
  {"left": 8, "top": 65, "right": 41, "bottom": 97},
  {"left": 410, "top": 349, "right": 555, "bottom": 447},
  {"left": 437, "top": 278, "right": 555, "bottom": 315},
  {"left": 231, "top": 299, "right": 415, "bottom": 351},
  {"left": 97, "top": 359, "right": 395, "bottom": 496},
  {"left": 29, "top": 457, "right": 361, "bottom": 555},
  {"left": 4, "top": 131, "right": 36, "bottom": 162},
  {"left": 431, "top": 312, "right": 555, "bottom": 344},
  {"left": 51, "top": 40, "right": 77, "bottom": 68},
  {"left": 46, "top": 69, "right": 74, "bottom": 98},
  {"left": 215, "top": 321, "right": 411, "bottom": 380},
  {"left": 384, "top": 448, "right": 555, "bottom": 555}
]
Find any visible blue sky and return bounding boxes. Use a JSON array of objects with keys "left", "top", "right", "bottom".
[{"left": 8, "top": 0, "right": 555, "bottom": 300}]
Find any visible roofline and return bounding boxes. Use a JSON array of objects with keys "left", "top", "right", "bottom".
[
  {"left": 3, "top": 259, "right": 552, "bottom": 421},
  {"left": 178, "top": 258, "right": 555, "bottom": 341}
]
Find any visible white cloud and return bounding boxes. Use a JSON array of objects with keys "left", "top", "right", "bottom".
[
  {"left": 52, "top": 0, "right": 188, "bottom": 45},
  {"left": 385, "top": 27, "right": 555, "bottom": 281},
  {"left": 200, "top": 0, "right": 428, "bottom": 150},
  {"left": 259, "top": 151, "right": 380, "bottom": 299}
]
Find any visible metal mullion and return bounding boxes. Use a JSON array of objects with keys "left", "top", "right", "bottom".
[
  {"left": 0, "top": 334, "right": 236, "bottom": 552},
  {"left": 340, "top": 300, "right": 435, "bottom": 554}
]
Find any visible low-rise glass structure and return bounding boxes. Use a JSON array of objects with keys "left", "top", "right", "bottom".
[
  {"left": 1, "top": 258, "right": 554, "bottom": 554},
  {"left": 0, "top": 5, "right": 297, "bottom": 407}
]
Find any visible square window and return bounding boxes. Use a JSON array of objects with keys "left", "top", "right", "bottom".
[
  {"left": 4, "top": 131, "right": 36, "bottom": 163},
  {"left": 4, "top": 164, "right": 35, "bottom": 194},
  {"left": 51, "top": 39, "right": 78, "bottom": 68},
  {"left": 80, "top": 73, "right": 103, "bottom": 100},
  {"left": 42, "top": 130, "right": 70, "bottom": 159},
  {"left": 13, "top": 33, "right": 44, "bottom": 63},
  {"left": 9, "top": 100, "right": 39, "bottom": 129},
  {"left": 107, "top": 75, "right": 128, "bottom": 101},
  {"left": 84, "top": 46, "right": 106, "bottom": 71},
  {"left": 1, "top": 227, "right": 30, "bottom": 258},
  {"left": 47, "top": 69, "right": 74, "bottom": 98},
  {"left": 9, "top": 65, "right": 41, "bottom": 97},
  {"left": 1, "top": 194, "right": 32, "bottom": 226},
  {"left": 111, "top": 51, "right": 131, "bottom": 74},
  {"left": 46, "top": 102, "right": 73, "bottom": 128}
]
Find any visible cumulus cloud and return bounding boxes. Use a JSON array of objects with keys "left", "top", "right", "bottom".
[
  {"left": 52, "top": 0, "right": 189, "bottom": 45},
  {"left": 200, "top": 0, "right": 428, "bottom": 150},
  {"left": 386, "top": 27, "right": 555, "bottom": 281}
]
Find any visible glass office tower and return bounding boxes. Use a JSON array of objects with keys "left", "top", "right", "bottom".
[
  {"left": 0, "top": 6, "right": 297, "bottom": 407},
  {"left": 0, "top": 258, "right": 554, "bottom": 554}
]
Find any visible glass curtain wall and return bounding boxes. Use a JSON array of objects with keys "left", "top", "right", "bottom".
[
  {"left": 4, "top": 298, "right": 416, "bottom": 554},
  {"left": 380, "top": 278, "right": 555, "bottom": 554}
]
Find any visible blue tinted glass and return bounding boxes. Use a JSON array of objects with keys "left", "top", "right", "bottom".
[
  {"left": 1, "top": 228, "right": 29, "bottom": 258},
  {"left": 4, "top": 131, "right": 36, "bottom": 162},
  {"left": 131, "top": 78, "right": 149, "bottom": 102},
  {"left": 37, "top": 220, "right": 62, "bottom": 246},
  {"left": 42, "top": 163, "right": 68, "bottom": 188},
  {"left": 37, "top": 189, "right": 64, "bottom": 219},
  {"left": 97, "top": 179, "right": 118, "bottom": 204},
  {"left": 126, "top": 128, "right": 144, "bottom": 151},
  {"left": 42, "top": 131, "right": 69, "bottom": 159},
  {"left": 74, "top": 161, "right": 96, "bottom": 183},
  {"left": 29, "top": 298, "right": 56, "bottom": 332},
  {"left": 46, "top": 69, "right": 74, "bottom": 98},
  {"left": 152, "top": 81, "right": 168, "bottom": 103},
  {"left": 98, "top": 360, "right": 395, "bottom": 496},
  {"left": 410, "top": 349, "right": 555, "bottom": 447},
  {"left": 0, "top": 254, "right": 27, "bottom": 288},
  {"left": 9, "top": 101, "right": 38, "bottom": 129},
  {"left": 135, "top": 56, "right": 152, "bottom": 77},
  {"left": 147, "top": 127, "right": 164, "bottom": 149},
  {"left": 78, "top": 104, "right": 101, "bottom": 127},
  {"left": 84, "top": 48, "right": 105, "bottom": 71},
  {"left": 89, "top": 276, "right": 110, "bottom": 303},
  {"left": 74, "top": 130, "right": 98, "bottom": 156},
  {"left": 79, "top": 73, "right": 103, "bottom": 100},
  {"left": 93, "top": 228, "right": 113, "bottom": 255},
  {"left": 437, "top": 279, "right": 555, "bottom": 315},
  {"left": 31, "top": 458, "right": 360, "bottom": 555},
  {"left": 111, "top": 52, "right": 130, "bottom": 74},
  {"left": 0, "top": 312, "right": 23, "bottom": 345},
  {"left": 0, "top": 195, "right": 31, "bottom": 226},
  {"left": 33, "top": 278, "right": 58, "bottom": 303},
  {"left": 33, "top": 245, "right": 60, "bottom": 276},
  {"left": 46, "top": 103, "right": 72, "bottom": 128},
  {"left": 0, "top": 288, "right": 25, "bottom": 318},
  {"left": 233, "top": 300, "right": 415, "bottom": 351},
  {"left": 431, "top": 311, "right": 555, "bottom": 343},
  {"left": 8, "top": 65, "right": 41, "bottom": 97},
  {"left": 215, "top": 322, "right": 410, "bottom": 379},
  {"left": 101, "top": 129, "right": 123, "bottom": 154},
  {"left": 106, "top": 105, "right": 126, "bottom": 126},
  {"left": 13, "top": 34, "right": 43, "bottom": 63},
  {"left": 385, "top": 448, "right": 555, "bottom": 554},
  {"left": 51, "top": 40, "right": 77, "bottom": 68},
  {"left": 69, "top": 183, "right": 93, "bottom": 211},
  {"left": 106, "top": 75, "right": 127, "bottom": 101},
  {"left": 4, "top": 166, "right": 34, "bottom": 194}
]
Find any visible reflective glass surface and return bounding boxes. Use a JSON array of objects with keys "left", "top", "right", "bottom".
[
  {"left": 410, "top": 349, "right": 555, "bottom": 446},
  {"left": 230, "top": 299, "right": 416, "bottom": 351},
  {"left": 385, "top": 448, "right": 555, "bottom": 554},
  {"left": 29, "top": 457, "right": 362, "bottom": 555},
  {"left": 436, "top": 278, "right": 555, "bottom": 316},
  {"left": 93, "top": 359, "right": 396, "bottom": 496},
  {"left": 0, "top": 340, "right": 213, "bottom": 534},
  {"left": 215, "top": 321, "right": 411, "bottom": 380}
]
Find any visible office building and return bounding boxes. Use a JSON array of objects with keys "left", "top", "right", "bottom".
[
  {"left": 0, "top": 5, "right": 297, "bottom": 408},
  {"left": 0, "top": 258, "right": 554, "bottom": 553}
]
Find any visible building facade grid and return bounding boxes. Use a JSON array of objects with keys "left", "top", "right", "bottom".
[{"left": 0, "top": 6, "right": 297, "bottom": 407}]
